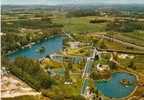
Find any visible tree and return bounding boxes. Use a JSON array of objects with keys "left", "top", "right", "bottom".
[
  {"left": 128, "top": 60, "right": 136, "bottom": 70},
  {"left": 97, "top": 39, "right": 107, "bottom": 49},
  {"left": 92, "top": 38, "right": 98, "bottom": 47},
  {"left": 112, "top": 52, "right": 118, "bottom": 61},
  {"left": 89, "top": 19, "right": 107, "bottom": 24},
  {"left": 6, "top": 57, "right": 55, "bottom": 90},
  {"left": 40, "top": 77, "right": 54, "bottom": 89},
  {"left": 90, "top": 71, "right": 100, "bottom": 80},
  {"left": 41, "top": 17, "right": 52, "bottom": 23},
  {"left": 67, "top": 62, "right": 73, "bottom": 70},
  {"left": 94, "top": 89, "right": 99, "bottom": 97},
  {"left": 106, "top": 18, "right": 143, "bottom": 32},
  {"left": 64, "top": 66, "right": 70, "bottom": 82},
  {"left": 109, "top": 61, "right": 117, "bottom": 69},
  {"left": 89, "top": 71, "right": 101, "bottom": 99},
  {"left": 52, "top": 95, "right": 65, "bottom": 100},
  {"left": 72, "top": 95, "right": 86, "bottom": 100},
  {"left": 66, "top": 9, "right": 97, "bottom": 17}
]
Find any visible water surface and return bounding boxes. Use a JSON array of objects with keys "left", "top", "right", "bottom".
[
  {"left": 96, "top": 72, "right": 137, "bottom": 98},
  {"left": 8, "top": 36, "right": 63, "bottom": 60}
]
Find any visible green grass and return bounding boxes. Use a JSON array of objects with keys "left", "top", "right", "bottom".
[
  {"left": 108, "top": 31, "right": 144, "bottom": 47},
  {"left": 53, "top": 16, "right": 107, "bottom": 33},
  {"left": 122, "top": 31, "right": 144, "bottom": 41}
]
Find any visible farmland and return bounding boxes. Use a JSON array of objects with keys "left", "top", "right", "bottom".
[{"left": 1, "top": 4, "right": 144, "bottom": 100}]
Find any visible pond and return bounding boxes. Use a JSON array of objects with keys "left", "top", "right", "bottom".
[
  {"left": 95, "top": 72, "right": 137, "bottom": 98},
  {"left": 8, "top": 36, "right": 63, "bottom": 60}
]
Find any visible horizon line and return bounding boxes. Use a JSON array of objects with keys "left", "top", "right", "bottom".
[{"left": 2, "top": 3, "right": 144, "bottom": 6}]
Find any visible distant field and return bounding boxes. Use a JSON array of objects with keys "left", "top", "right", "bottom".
[
  {"left": 53, "top": 16, "right": 107, "bottom": 33},
  {"left": 53, "top": 16, "right": 144, "bottom": 48},
  {"left": 121, "top": 31, "right": 144, "bottom": 41},
  {"left": 107, "top": 32, "right": 144, "bottom": 47}
]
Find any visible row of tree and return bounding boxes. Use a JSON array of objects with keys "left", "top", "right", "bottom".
[
  {"left": 66, "top": 9, "right": 98, "bottom": 17},
  {"left": 89, "top": 19, "right": 108, "bottom": 24}
]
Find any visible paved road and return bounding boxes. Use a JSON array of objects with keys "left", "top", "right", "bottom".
[
  {"left": 81, "top": 48, "right": 99, "bottom": 95},
  {"left": 82, "top": 57, "right": 93, "bottom": 78},
  {"left": 80, "top": 58, "right": 94, "bottom": 95}
]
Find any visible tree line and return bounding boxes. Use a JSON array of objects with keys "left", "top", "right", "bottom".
[{"left": 1, "top": 18, "right": 64, "bottom": 54}]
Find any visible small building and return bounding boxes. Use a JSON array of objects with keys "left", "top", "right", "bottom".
[
  {"left": 68, "top": 42, "right": 81, "bottom": 48},
  {"left": 118, "top": 54, "right": 134, "bottom": 59},
  {"left": 96, "top": 64, "right": 111, "bottom": 79},
  {"left": 64, "top": 81, "right": 73, "bottom": 85},
  {"left": 96, "top": 64, "right": 110, "bottom": 72},
  {"left": 0, "top": 32, "right": 6, "bottom": 36}
]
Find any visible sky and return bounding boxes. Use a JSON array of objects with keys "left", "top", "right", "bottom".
[{"left": 2, "top": 0, "right": 144, "bottom": 5}]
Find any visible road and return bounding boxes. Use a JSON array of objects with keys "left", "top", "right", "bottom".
[
  {"left": 3, "top": 17, "right": 42, "bottom": 22},
  {"left": 81, "top": 58, "right": 93, "bottom": 95},
  {"left": 81, "top": 48, "right": 99, "bottom": 95},
  {"left": 96, "top": 34, "right": 144, "bottom": 51},
  {"left": 82, "top": 57, "right": 93, "bottom": 78},
  {"left": 98, "top": 48, "right": 144, "bottom": 55},
  {"left": 82, "top": 48, "right": 98, "bottom": 78},
  {"left": 64, "top": 32, "right": 75, "bottom": 40}
]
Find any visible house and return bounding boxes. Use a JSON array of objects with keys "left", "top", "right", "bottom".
[
  {"left": 96, "top": 64, "right": 110, "bottom": 72},
  {"left": 68, "top": 42, "right": 81, "bottom": 48}
]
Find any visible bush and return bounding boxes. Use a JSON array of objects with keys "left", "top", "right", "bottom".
[
  {"left": 52, "top": 95, "right": 65, "bottom": 100},
  {"left": 72, "top": 95, "right": 86, "bottom": 100},
  {"left": 90, "top": 19, "right": 107, "bottom": 24}
]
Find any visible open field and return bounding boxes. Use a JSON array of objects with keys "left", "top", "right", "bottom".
[
  {"left": 53, "top": 16, "right": 107, "bottom": 33},
  {"left": 106, "top": 32, "right": 144, "bottom": 47},
  {"left": 1, "top": 5, "right": 144, "bottom": 100}
]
